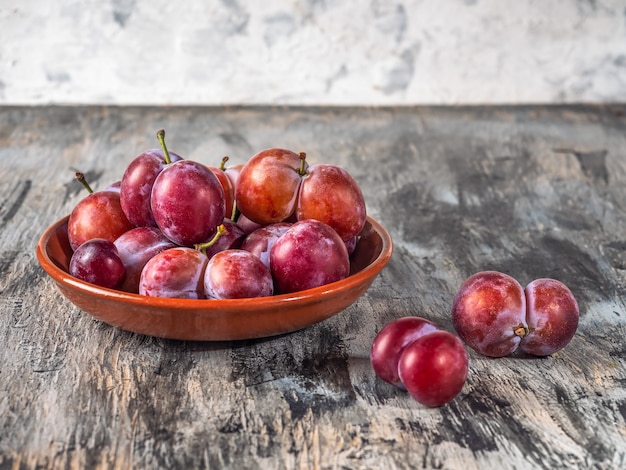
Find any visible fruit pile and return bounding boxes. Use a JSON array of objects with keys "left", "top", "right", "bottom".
[
  {"left": 370, "top": 270, "right": 579, "bottom": 408},
  {"left": 67, "top": 130, "right": 367, "bottom": 299}
]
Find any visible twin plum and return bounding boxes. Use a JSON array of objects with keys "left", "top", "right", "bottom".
[{"left": 452, "top": 271, "right": 579, "bottom": 357}]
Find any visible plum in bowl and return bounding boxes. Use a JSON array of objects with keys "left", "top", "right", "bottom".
[{"left": 36, "top": 216, "right": 393, "bottom": 341}]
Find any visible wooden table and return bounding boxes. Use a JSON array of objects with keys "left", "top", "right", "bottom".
[{"left": 1, "top": 105, "right": 625, "bottom": 469}]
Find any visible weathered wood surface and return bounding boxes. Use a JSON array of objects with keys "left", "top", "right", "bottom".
[{"left": 1, "top": 105, "right": 625, "bottom": 469}]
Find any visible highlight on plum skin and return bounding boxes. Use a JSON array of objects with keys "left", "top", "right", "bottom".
[
  {"left": 451, "top": 271, "right": 527, "bottom": 358},
  {"left": 69, "top": 238, "right": 126, "bottom": 290},
  {"left": 67, "top": 184, "right": 135, "bottom": 251},
  {"left": 521, "top": 278, "right": 579, "bottom": 356},
  {"left": 139, "top": 247, "right": 208, "bottom": 299},
  {"left": 397, "top": 330, "right": 469, "bottom": 408},
  {"left": 269, "top": 219, "right": 350, "bottom": 294},
  {"left": 370, "top": 317, "right": 440, "bottom": 389},
  {"left": 204, "top": 249, "right": 274, "bottom": 300},
  {"left": 240, "top": 222, "right": 292, "bottom": 270},
  {"left": 150, "top": 159, "right": 226, "bottom": 247}
]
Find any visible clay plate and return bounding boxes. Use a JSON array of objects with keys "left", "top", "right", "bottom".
[{"left": 36, "top": 216, "right": 393, "bottom": 341}]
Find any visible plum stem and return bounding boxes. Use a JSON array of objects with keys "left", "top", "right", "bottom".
[
  {"left": 230, "top": 200, "right": 238, "bottom": 221},
  {"left": 297, "top": 152, "right": 308, "bottom": 176},
  {"left": 74, "top": 172, "right": 94, "bottom": 194},
  {"left": 220, "top": 156, "right": 229, "bottom": 170},
  {"left": 194, "top": 224, "right": 227, "bottom": 254},
  {"left": 156, "top": 129, "right": 172, "bottom": 164},
  {"left": 513, "top": 323, "right": 529, "bottom": 337}
]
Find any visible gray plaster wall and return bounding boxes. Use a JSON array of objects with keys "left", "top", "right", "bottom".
[{"left": 1, "top": 0, "right": 625, "bottom": 105}]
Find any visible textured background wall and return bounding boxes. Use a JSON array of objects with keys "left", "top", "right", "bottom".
[{"left": 1, "top": 0, "right": 625, "bottom": 106}]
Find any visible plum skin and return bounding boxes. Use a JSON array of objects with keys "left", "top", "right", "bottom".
[
  {"left": 370, "top": 317, "right": 440, "bottom": 388},
  {"left": 397, "top": 330, "right": 469, "bottom": 408},
  {"left": 67, "top": 190, "right": 135, "bottom": 251},
  {"left": 235, "top": 148, "right": 307, "bottom": 225},
  {"left": 139, "top": 247, "right": 208, "bottom": 299},
  {"left": 113, "top": 226, "right": 176, "bottom": 294},
  {"left": 296, "top": 163, "right": 367, "bottom": 242},
  {"left": 119, "top": 148, "right": 182, "bottom": 227},
  {"left": 451, "top": 271, "right": 527, "bottom": 358},
  {"left": 69, "top": 238, "right": 126, "bottom": 289},
  {"left": 270, "top": 219, "right": 350, "bottom": 294},
  {"left": 521, "top": 278, "right": 579, "bottom": 356},
  {"left": 204, "top": 249, "right": 274, "bottom": 300},
  {"left": 240, "top": 222, "right": 292, "bottom": 270},
  {"left": 151, "top": 160, "right": 226, "bottom": 247}
]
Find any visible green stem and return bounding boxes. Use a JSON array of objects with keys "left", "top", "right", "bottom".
[
  {"left": 230, "top": 200, "right": 238, "bottom": 221},
  {"left": 220, "top": 156, "right": 229, "bottom": 171},
  {"left": 297, "top": 152, "right": 308, "bottom": 176},
  {"left": 74, "top": 172, "right": 94, "bottom": 194},
  {"left": 156, "top": 129, "right": 172, "bottom": 164},
  {"left": 194, "top": 224, "right": 227, "bottom": 254}
]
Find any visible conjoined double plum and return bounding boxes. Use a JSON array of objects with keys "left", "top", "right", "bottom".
[{"left": 451, "top": 271, "right": 579, "bottom": 357}]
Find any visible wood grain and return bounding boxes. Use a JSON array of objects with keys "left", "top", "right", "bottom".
[{"left": 1, "top": 105, "right": 625, "bottom": 469}]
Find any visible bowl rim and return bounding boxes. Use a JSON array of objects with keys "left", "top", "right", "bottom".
[{"left": 36, "top": 215, "right": 393, "bottom": 310}]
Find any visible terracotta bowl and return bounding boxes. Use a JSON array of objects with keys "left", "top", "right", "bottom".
[{"left": 36, "top": 216, "right": 393, "bottom": 341}]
